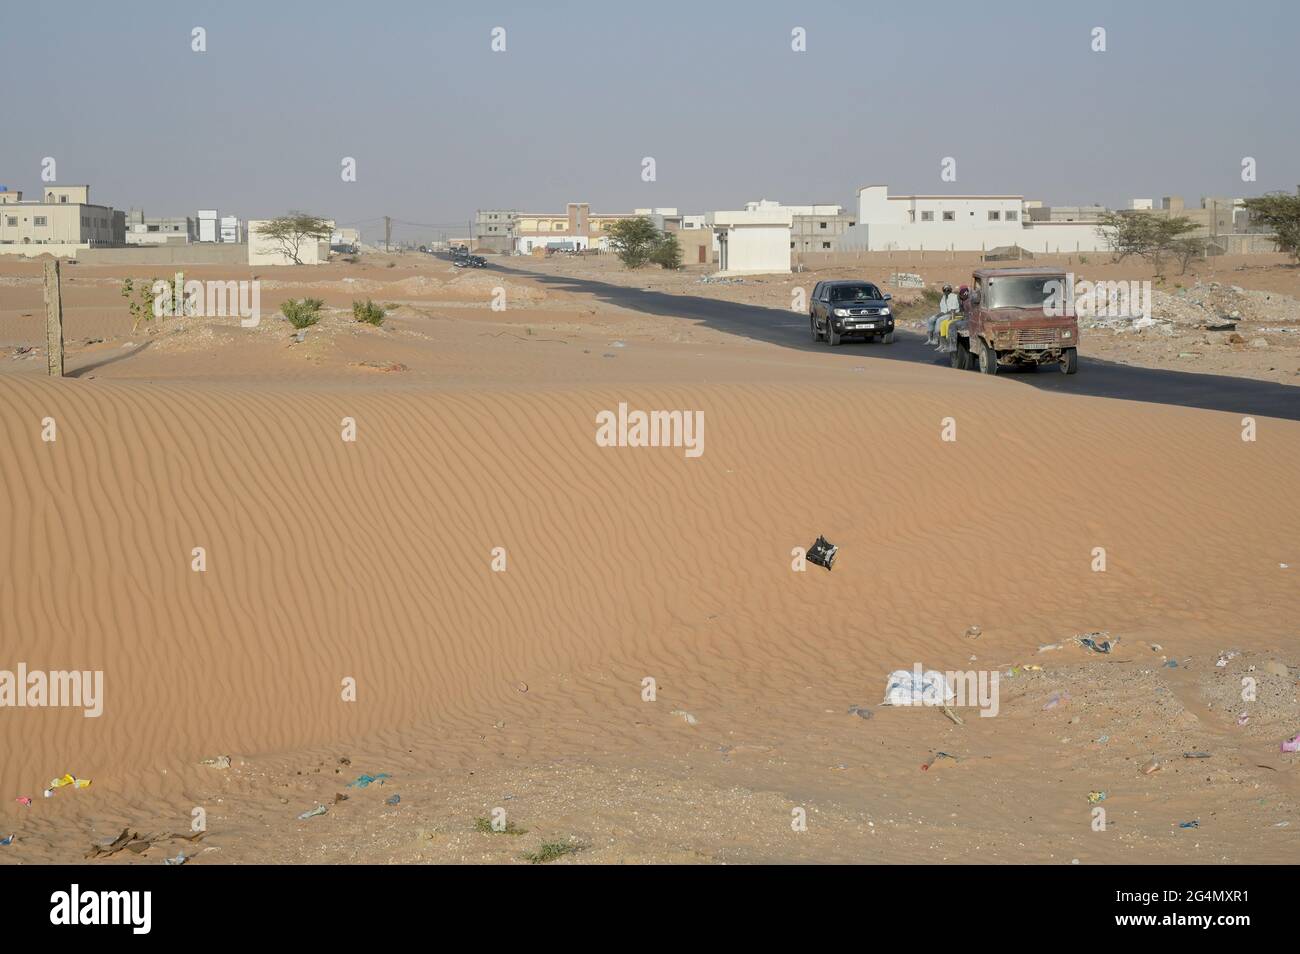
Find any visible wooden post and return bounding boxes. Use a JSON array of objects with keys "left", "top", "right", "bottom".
[{"left": 43, "top": 259, "right": 65, "bottom": 377}]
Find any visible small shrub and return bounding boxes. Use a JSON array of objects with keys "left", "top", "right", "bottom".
[
  {"left": 523, "top": 840, "right": 585, "bottom": 864},
  {"left": 280, "top": 297, "right": 323, "bottom": 329},
  {"left": 474, "top": 816, "right": 528, "bottom": 836},
  {"left": 352, "top": 299, "right": 386, "bottom": 327}
]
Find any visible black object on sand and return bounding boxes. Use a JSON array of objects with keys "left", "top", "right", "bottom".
[{"left": 808, "top": 535, "right": 838, "bottom": 570}]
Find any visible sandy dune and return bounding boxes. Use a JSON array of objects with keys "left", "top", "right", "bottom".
[{"left": 1, "top": 256, "right": 1297, "bottom": 863}]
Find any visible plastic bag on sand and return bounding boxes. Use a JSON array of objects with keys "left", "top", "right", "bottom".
[{"left": 883, "top": 668, "right": 955, "bottom": 706}]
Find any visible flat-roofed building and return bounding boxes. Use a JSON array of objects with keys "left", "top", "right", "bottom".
[{"left": 0, "top": 184, "right": 126, "bottom": 256}]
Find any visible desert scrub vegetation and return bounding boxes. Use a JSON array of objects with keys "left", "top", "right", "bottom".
[
  {"left": 474, "top": 816, "right": 528, "bottom": 836},
  {"left": 352, "top": 299, "right": 386, "bottom": 327},
  {"left": 522, "top": 840, "right": 585, "bottom": 864},
  {"left": 279, "top": 297, "right": 324, "bottom": 329}
]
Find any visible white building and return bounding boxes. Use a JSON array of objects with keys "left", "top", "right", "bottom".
[
  {"left": 838, "top": 185, "right": 1109, "bottom": 253},
  {"left": 220, "top": 215, "right": 242, "bottom": 243},
  {"left": 707, "top": 207, "right": 792, "bottom": 275},
  {"left": 197, "top": 209, "right": 219, "bottom": 243}
]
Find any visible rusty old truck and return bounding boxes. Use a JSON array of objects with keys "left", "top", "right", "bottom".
[{"left": 943, "top": 267, "right": 1079, "bottom": 375}]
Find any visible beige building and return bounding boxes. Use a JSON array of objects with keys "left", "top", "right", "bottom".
[
  {"left": 513, "top": 202, "right": 645, "bottom": 253},
  {"left": 0, "top": 185, "right": 126, "bottom": 256}
]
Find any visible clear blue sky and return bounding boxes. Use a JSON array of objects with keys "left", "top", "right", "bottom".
[{"left": 2, "top": 0, "right": 1295, "bottom": 240}]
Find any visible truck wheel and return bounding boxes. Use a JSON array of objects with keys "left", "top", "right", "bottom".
[
  {"left": 978, "top": 340, "right": 999, "bottom": 375},
  {"left": 881, "top": 331, "right": 895, "bottom": 344},
  {"left": 810, "top": 316, "right": 821, "bottom": 342},
  {"left": 827, "top": 323, "right": 841, "bottom": 347},
  {"left": 952, "top": 336, "right": 971, "bottom": 370},
  {"left": 1060, "top": 347, "right": 1078, "bottom": 374}
]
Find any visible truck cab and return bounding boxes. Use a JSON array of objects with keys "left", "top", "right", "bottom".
[{"left": 953, "top": 267, "right": 1079, "bottom": 374}]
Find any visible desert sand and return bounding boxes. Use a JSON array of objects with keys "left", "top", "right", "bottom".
[{"left": 1, "top": 252, "right": 1297, "bottom": 864}]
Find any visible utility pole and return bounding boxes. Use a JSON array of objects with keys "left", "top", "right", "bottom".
[
  {"left": 384, "top": 216, "right": 392, "bottom": 252},
  {"left": 43, "top": 259, "right": 65, "bottom": 377}
]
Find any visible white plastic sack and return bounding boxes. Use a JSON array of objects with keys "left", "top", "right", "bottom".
[{"left": 883, "top": 667, "right": 955, "bottom": 706}]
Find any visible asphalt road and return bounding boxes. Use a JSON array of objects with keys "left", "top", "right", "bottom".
[{"left": 494, "top": 262, "right": 1300, "bottom": 422}]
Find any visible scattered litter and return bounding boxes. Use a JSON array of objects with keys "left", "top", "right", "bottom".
[
  {"left": 347, "top": 773, "right": 391, "bottom": 788},
  {"left": 1141, "top": 758, "right": 1162, "bottom": 775},
  {"left": 1237, "top": 712, "right": 1250, "bottom": 727},
  {"left": 1094, "top": 734, "right": 1110, "bottom": 744},
  {"left": 941, "top": 705, "right": 964, "bottom": 726},
  {"left": 1077, "top": 632, "right": 1117, "bottom": 654},
  {"left": 922, "top": 752, "right": 962, "bottom": 771},
  {"left": 163, "top": 853, "right": 188, "bottom": 866},
  {"left": 44, "top": 774, "right": 91, "bottom": 798},
  {"left": 385, "top": 795, "right": 401, "bottom": 806},
  {"left": 670, "top": 709, "right": 699, "bottom": 726},
  {"left": 807, "top": 535, "right": 838, "bottom": 570},
  {"left": 1183, "top": 752, "right": 1212, "bottom": 759},
  {"left": 883, "top": 669, "right": 955, "bottom": 707},
  {"left": 0, "top": 834, "right": 14, "bottom": 846},
  {"left": 1281, "top": 734, "right": 1300, "bottom": 754},
  {"left": 333, "top": 792, "right": 349, "bottom": 804},
  {"left": 86, "top": 828, "right": 204, "bottom": 860},
  {"left": 1043, "top": 691, "right": 1070, "bottom": 710},
  {"left": 1088, "top": 791, "right": 1107, "bottom": 804},
  {"left": 846, "top": 704, "right": 873, "bottom": 720},
  {"left": 964, "top": 625, "right": 981, "bottom": 639},
  {"left": 200, "top": 755, "right": 231, "bottom": 769},
  {"left": 15, "top": 797, "right": 31, "bottom": 807},
  {"left": 1149, "top": 643, "right": 1163, "bottom": 652},
  {"left": 1164, "top": 659, "right": 1179, "bottom": 669},
  {"left": 610, "top": 340, "right": 626, "bottom": 348},
  {"left": 1179, "top": 820, "right": 1200, "bottom": 829},
  {"left": 297, "top": 804, "right": 328, "bottom": 820},
  {"left": 1038, "top": 643, "right": 1063, "bottom": 653}
]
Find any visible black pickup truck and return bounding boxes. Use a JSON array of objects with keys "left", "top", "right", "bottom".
[{"left": 809, "top": 280, "right": 895, "bottom": 346}]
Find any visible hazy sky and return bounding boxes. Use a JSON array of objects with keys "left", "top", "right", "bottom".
[{"left": 3, "top": 0, "right": 1296, "bottom": 241}]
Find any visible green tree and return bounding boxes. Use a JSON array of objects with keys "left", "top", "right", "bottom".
[
  {"left": 606, "top": 217, "right": 661, "bottom": 268},
  {"left": 650, "top": 232, "right": 682, "bottom": 270},
  {"left": 1242, "top": 192, "right": 1300, "bottom": 263},
  {"left": 255, "top": 212, "right": 333, "bottom": 265},
  {"left": 1096, "top": 211, "right": 1199, "bottom": 276}
]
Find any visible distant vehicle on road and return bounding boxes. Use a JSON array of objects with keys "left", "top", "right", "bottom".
[
  {"left": 809, "top": 280, "right": 895, "bottom": 346},
  {"left": 943, "top": 267, "right": 1079, "bottom": 374}
]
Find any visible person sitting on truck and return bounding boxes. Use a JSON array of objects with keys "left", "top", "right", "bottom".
[{"left": 926, "top": 284, "right": 960, "bottom": 345}]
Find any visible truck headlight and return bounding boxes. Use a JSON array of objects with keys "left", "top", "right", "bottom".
[
  {"left": 879, "top": 307, "right": 891, "bottom": 316},
  {"left": 1063, "top": 330, "right": 1072, "bottom": 339},
  {"left": 833, "top": 308, "right": 849, "bottom": 317}
]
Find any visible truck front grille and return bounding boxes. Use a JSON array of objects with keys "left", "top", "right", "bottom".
[{"left": 1013, "top": 329, "right": 1058, "bottom": 348}]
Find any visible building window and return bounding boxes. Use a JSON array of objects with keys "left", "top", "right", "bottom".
[
  {"left": 82, "top": 216, "right": 89, "bottom": 226},
  {"left": 1006, "top": 211, "right": 1018, "bottom": 222},
  {"left": 60, "top": 196, "right": 68, "bottom": 203},
  {"left": 848, "top": 221, "right": 855, "bottom": 227},
  {"left": 821, "top": 241, "right": 831, "bottom": 249},
  {"left": 5, "top": 217, "right": 16, "bottom": 227},
  {"left": 988, "top": 211, "right": 1000, "bottom": 221},
  {"left": 819, "top": 221, "right": 827, "bottom": 229},
  {"left": 920, "top": 211, "right": 934, "bottom": 222},
  {"left": 34, "top": 216, "right": 47, "bottom": 227},
  {"left": 942, "top": 211, "right": 955, "bottom": 222}
]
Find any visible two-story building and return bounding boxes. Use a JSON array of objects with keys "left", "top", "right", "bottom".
[{"left": 0, "top": 184, "right": 126, "bottom": 256}]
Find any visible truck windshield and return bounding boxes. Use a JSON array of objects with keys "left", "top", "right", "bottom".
[
  {"left": 830, "top": 284, "right": 883, "bottom": 302},
  {"left": 985, "top": 276, "right": 1063, "bottom": 309}
]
